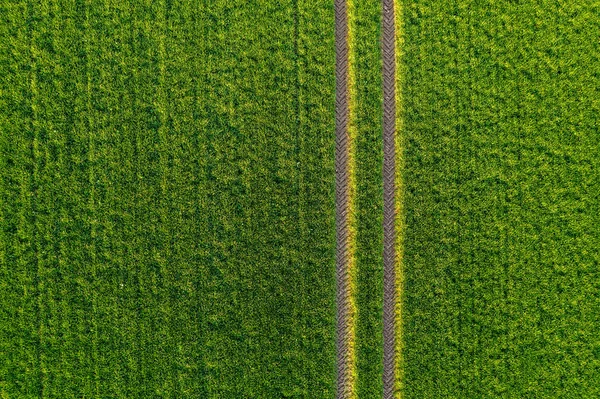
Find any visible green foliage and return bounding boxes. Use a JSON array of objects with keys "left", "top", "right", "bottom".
[
  {"left": 2, "top": 0, "right": 600, "bottom": 398},
  {"left": 402, "top": 0, "right": 600, "bottom": 397},
  {"left": 352, "top": 0, "right": 384, "bottom": 397},
  {"left": 1, "top": 0, "right": 335, "bottom": 397}
]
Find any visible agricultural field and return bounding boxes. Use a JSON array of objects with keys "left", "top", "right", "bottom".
[
  {"left": 1, "top": 0, "right": 599, "bottom": 398},
  {"left": 1, "top": 0, "right": 337, "bottom": 397},
  {"left": 401, "top": 1, "right": 600, "bottom": 397}
]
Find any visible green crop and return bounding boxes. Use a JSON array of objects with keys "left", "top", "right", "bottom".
[
  {"left": 2, "top": 0, "right": 599, "bottom": 398},
  {"left": 1, "top": 0, "right": 336, "bottom": 397},
  {"left": 401, "top": 1, "right": 600, "bottom": 397}
]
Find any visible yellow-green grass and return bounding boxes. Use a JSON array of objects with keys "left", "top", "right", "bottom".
[
  {"left": 394, "top": 0, "right": 406, "bottom": 396},
  {"left": 345, "top": 0, "right": 359, "bottom": 392}
]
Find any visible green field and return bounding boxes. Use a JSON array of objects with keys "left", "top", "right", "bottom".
[
  {"left": 2, "top": 0, "right": 600, "bottom": 398},
  {"left": 402, "top": 1, "right": 600, "bottom": 397},
  {"left": 1, "top": 0, "right": 336, "bottom": 397}
]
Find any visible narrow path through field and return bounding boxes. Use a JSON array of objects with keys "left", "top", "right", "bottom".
[
  {"left": 335, "top": 0, "right": 355, "bottom": 396},
  {"left": 337, "top": 0, "right": 400, "bottom": 397},
  {"left": 382, "top": 0, "right": 397, "bottom": 397}
]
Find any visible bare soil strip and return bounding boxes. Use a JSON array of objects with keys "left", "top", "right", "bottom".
[{"left": 382, "top": 0, "right": 397, "bottom": 397}]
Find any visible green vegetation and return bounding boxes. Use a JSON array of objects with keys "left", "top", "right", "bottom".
[
  {"left": 2, "top": 0, "right": 600, "bottom": 398},
  {"left": 352, "top": 0, "right": 384, "bottom": 397},
  {"left": 401, "top": 0, "right": 600, "bottom": 397},
  {"left": 1, "top": 0, "right": 336, "bottom": 397}
]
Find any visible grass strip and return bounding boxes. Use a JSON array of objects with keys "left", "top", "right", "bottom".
[{"left": 394, "top": 0, "right": 406, "bottom": 397}]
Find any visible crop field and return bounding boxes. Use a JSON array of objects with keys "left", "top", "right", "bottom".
[
  {"left": 1, "top": 0, "right": 336, "bottom": 397},
  {"left": 1, "top": 0, "right": 600, "bottom": 398},
  {"left": 401, "top": 1, "right": 600, "bottom": 397}
]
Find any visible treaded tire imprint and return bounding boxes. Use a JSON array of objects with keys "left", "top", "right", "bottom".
[{"left": 382, "top": 0, "right": 397, "bottom": 397}]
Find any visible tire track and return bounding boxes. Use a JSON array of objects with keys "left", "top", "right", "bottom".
[{"left": 382, "top": 0, "right": 397, "bottom": 397}]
